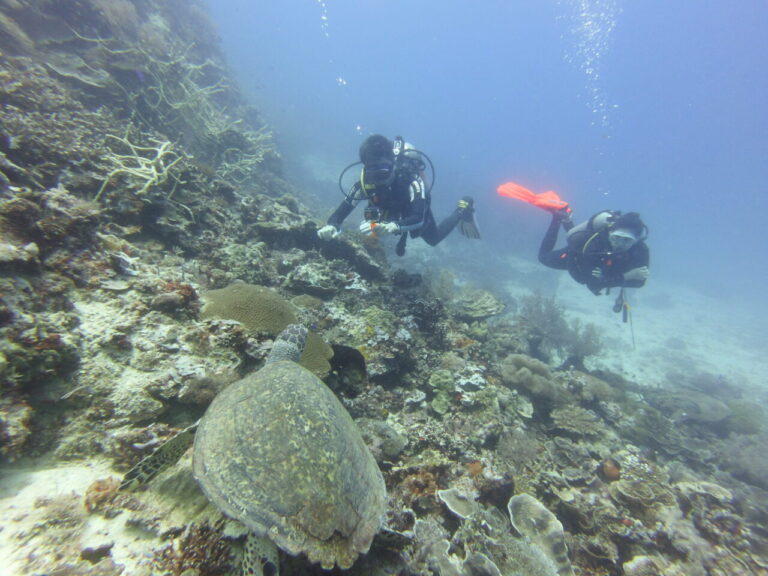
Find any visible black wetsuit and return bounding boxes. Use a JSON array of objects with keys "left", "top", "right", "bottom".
[
  {"left": 327, "top": 170, "right": 462, "bottom": 249},
  {"left": 538, "top": 215, "right": 649, "bottom": 294}
]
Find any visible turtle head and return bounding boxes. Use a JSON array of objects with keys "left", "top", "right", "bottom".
[{"left": 267, "top": 323, "right": 308, "bottom": 364}]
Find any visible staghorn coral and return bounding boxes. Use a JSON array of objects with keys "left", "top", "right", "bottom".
[
  {"left": 95, "top": 133, "right": 187, "bottom": 201},
  {"left": 0, "top": 1, "right": 273, "bottom": 208},
  {"left": 214, "top": 125, "right": 276, "bottom": 186},
  {"left": 79, "top": 32, "right": 275, "bottom": 186}
]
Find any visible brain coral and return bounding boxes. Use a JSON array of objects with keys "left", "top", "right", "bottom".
[
  {"left": 301, "top": 331, "right": 334, "bottom": 378},
  {"left": 201, "top": 282, "right": 298, "bottom": 334},
  {"left": 201, "top": 282, "right": 332, "bottom": 377}
]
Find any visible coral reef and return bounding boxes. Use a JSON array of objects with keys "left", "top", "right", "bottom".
[
  {"left": 152, "top": 521, "right": 234, "bottom": 576},
  {"left": 450, "top": 287, "right": 505, "bottom": 321},
  {"left": 500, "top": 353, "right": 572, "bottom": 405},
  {"left": 200, "top": 281, "right": 332, "bottom": 376},
  {"left": 516, "top": 293, "right": 603, "bottom": 367},
  {"left": 549, "top": 405, "right": 605, "bottom": 438},
  {"left": 200, "top": 282, "right": 299, "bottom": 335},
  {"left": 0, "top": 2, "right": 765, "bottom": 576}
]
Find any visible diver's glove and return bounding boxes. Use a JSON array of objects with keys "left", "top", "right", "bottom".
[
  {"left": 375, "top": 221, "right": 400, "bottom": 236},
  {"left": 554, "top": 205, "right": 573, "bottom": 229},
  {"left": 317, "top": 224, "right": 339, "bottom": 240},
  {"left": 359, "top": 220, "right": 399, "bottom": 236},
  {"left": 623, "top": 266, "right": 649, "bottom": 282}
]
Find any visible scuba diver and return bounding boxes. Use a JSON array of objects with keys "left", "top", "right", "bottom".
[
  {"left": 317, "top": 134, "right": 481, "bottom": 256},
  {"left": 497, "top": 181, "right": 650, "bottom": 295}
]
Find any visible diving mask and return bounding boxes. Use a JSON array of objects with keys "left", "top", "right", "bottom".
[
  {"left": 608, "top": 229, "right": 638, "bottom": 252},
  {"left": 363, "top": 160, "right": 396, "bottom": 187}
]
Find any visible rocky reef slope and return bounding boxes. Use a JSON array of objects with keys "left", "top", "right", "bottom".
[{"left": 1, "top": 2, "right": 767, "bottom": 575}]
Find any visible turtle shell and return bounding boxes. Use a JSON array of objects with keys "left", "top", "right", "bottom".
[{"left": 192, "top": 359, "right": 386, "bottom": 570}]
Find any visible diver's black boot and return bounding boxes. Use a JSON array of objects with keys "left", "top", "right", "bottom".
[{"left": 395, "top": 232, "right": 407, "bottom": 256}]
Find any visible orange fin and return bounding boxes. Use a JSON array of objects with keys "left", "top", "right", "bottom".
[{"left": 497, "top": 182, "right": 569, "bottom": 212}]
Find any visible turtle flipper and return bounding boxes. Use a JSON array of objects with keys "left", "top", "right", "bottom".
[
  {"left": 243, "top": 533, "right": 279, "bottom": 576},
  {"left": 119, "top": 422, "right": 199, "bottom": 491}
]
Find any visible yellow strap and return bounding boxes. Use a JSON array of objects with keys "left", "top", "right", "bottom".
[{"left": 582, "top": 232, "right": 600, "bottom": 254}]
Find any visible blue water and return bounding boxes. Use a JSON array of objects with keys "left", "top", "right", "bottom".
[{"left": 205, "top": 0, "right": 768, "bottom": 304}]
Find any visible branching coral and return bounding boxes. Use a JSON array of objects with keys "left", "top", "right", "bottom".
[
  {"left": 70, "top": 33, "right": 274, "bottom": 188},
  {"left": 115, "top": 41, "right": 275, "bottom": 183},
  {"left": 95, "top": 133, "right": 186, "bottom": 201},
  {"left": 215, "top": 125, "right": 275, "bottom": 185}
]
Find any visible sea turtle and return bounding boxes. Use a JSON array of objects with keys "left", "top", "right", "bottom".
[{"left": 121, "top": 324, "right": 387, "bottom": 575}]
